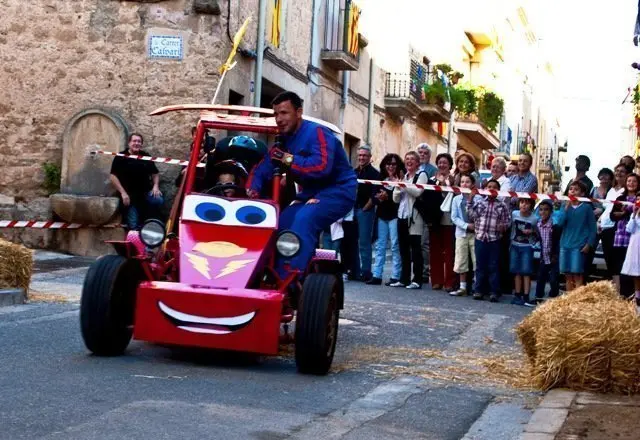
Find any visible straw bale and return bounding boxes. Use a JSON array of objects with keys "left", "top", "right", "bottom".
[
  {"left": 516, "top": 281, "right": 640, "bottom": 393},
  {"left": 0, "top": 238, "right": 33, "bottom": 292}
]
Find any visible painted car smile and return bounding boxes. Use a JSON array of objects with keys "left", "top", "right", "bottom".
[{"left": 158, "top": 301, "right": 256, "bottom": 335}]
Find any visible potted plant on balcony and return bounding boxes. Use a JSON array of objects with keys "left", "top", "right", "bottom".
[{"left": 477, "top": 91, "right": 504, "bottom": 132}]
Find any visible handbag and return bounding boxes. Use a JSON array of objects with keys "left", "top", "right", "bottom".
[{"left": 440, "top": 193, "right": 454, "bottom": 213}]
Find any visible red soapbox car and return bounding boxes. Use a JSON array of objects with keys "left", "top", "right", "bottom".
[{"left": 80, "top": 105, "right": 345, "bottom": 375}]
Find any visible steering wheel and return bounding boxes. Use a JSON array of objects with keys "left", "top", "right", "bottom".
[{"left": 204, "top": 183, "right": 246, "bottom": 196}]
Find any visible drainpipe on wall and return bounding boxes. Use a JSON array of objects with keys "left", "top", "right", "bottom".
[
  {"left": 308, "top": 0, "right": 321, "bottom": 94},
  {"left": 339, "top": 71, "right": 350, "bottom": 132},
  {"left": 253, "top": 0, "right": 268, "bottom": 107},
  {"left": 366, "top": 58, "right": 375, "bottom": 144}
]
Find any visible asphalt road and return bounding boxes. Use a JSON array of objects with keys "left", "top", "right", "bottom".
[{"left": 0, "top": 256, "right": 542, "bottom": 439}]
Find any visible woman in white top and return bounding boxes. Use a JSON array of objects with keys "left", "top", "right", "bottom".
[
  {"left": 392, "top": 151, "right": 428, "bottom": 289},
  {"left": 600, "top": 163, "right": 629, "bottom": 288}
]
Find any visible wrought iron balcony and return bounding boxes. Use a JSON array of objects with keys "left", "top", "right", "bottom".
[
  {"left": 384, "top": 73, "right": 450, "bottom": 123},
  {"left": 321, "top": 0, "right": 360, "bottom": 71}
]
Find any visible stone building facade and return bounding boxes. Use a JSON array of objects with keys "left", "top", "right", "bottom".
[{"left": 0, "top": 0, "right": 443, "bottom": 254}]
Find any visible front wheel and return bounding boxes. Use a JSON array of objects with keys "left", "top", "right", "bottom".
[
  {"left": 295, "top": 273, "right": 340, "bottom": 375},
  {"left": 80, "top": 255, "right": 139, "bottom": 356}
]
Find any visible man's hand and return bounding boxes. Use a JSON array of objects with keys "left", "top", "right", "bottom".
[
  {"left": 581, "top": 244, "right": 591, "bottom": 254},
  {"left": 151, "top": 185, "right": 162, "bottom": 198},
  {"left": 306, "top": 198, "right": 320, "bottom": 204},
  {"left": 247, "top": 189, "right": 260, "bottom": 199},
  {"left": 467, "top": 224, "right": 475, "bottom": 232},
  {"left": 270, "top": 148, "right": 293, "bottom": 166}
]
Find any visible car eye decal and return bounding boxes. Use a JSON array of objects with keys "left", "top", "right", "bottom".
[
  {"left": 236, "top": 205, "right": 267, "bottom": 225},
  {"left": 182, "top": 195, "right": 277, "bottom": 228},
  {"left": 195, "top": 202, "right": 226, "bottom": 222}
]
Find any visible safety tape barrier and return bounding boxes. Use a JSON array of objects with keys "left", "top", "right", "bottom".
[
  {"left": 91, "top": 150, "right": 206, "bottom": 168},
  {"left": 91, "top": 150, "right": 637, "bottom": 207},
  {"left": 0, "top": 221, "right": 124, "bottom": 229},
  {"left": 357, "top": 179, "right": 615, "bottom": 205}
]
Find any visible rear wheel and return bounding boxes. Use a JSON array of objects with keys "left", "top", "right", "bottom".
[
  {"left": 80, "top": 255, "right": 138, "bottom": 356},
  {"left": 295, "top": 273, "right": 340, "bottom": 375}
]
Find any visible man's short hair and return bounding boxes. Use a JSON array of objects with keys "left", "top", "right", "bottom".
[
  {"left": 358, "top": 144, "right": 372, "bottom": 153},
  {"left": 271, "top": 91, "right": 303, "bottom": 109},
  {"left": 128, "top": 133, "right": 144, "bottom": 144},
  {"left": 576, "top": 154, "right": 591, "bottom": 168},
  {"left": 520, "top": 153, "right": 533, "bottom": 163},
  {"left": 417, "top": 143, "right": 432, "bottom": 153}
]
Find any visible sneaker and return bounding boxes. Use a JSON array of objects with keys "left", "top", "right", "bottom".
[
  {"left": 385, "top": 278, "right": 399, "bottom": 286},
  {"left": 524, "top": 301, "right": 537, "bottom": 307},
  {"left": 342, "top": 274, "right": 349, "bottom": 282},
  {"left": 489, "top": 294, "right": 499, "bottom": 303},
  {"left": 365, "top": 277, "right": 382, "bottom": 285},
  {"left": 432, "top": 284, "right": 443, "bottom": 290},
  {"left": 473, "top": 292, "right": 484, "bottom": 300},
  {"left": 406, "top": 282, "right": 421, "bottom": 289},
  {"left": 449, "top": 288, "right": 468, "bottom": 297},
  {"left": 510, "top": 297, "right": 525, "bottom": 306},
  {"left": 444, "top": 286, "right": 456, "bottom": 293},
  {"left": 389, "top": 281, "right": 406, "bottom": 288}
]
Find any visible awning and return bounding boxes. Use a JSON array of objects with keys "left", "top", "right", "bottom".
[{"left": 455, "top": 120, "right": 500, "bottom": 150}]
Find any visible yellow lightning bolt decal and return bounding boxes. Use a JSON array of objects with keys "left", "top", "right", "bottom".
[
  {"left": 185, "top": 252, "right": 210, "bottom": 279},
  {"left": 216, "top": 259, "right": 255, "bottom": 279}
]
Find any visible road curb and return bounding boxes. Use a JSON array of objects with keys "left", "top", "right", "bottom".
[
  {"left": 520, "top": 389, "right": 576, "bottom": 439},
  {"left": 0, "top": 288, "right": 27, "bottom": 307}
]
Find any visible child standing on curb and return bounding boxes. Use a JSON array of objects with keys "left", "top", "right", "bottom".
[
  {"left": 557, "top": 180, "right": 597, "bottom": 291},
  {"left": 450, "top": 174, "right": 476, "bottom": 297},
  {"left": 534, "top": 200, "right": 561, "bottom": 301},
  {"left": 510, "top": 199, "right": 539, "bottom": 306},
  {"left": 467, "top": 179, "right": 511, "bottom": 302},
  {"left": 622, "top": 205, "right": 640, "bottom": 305}
]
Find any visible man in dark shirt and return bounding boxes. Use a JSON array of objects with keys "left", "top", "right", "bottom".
[
  {"left": 563, "top": 155, "right": 594, "bottom": 196},
  {"left": 353, "top": 145, "right": 380, "bottom": 282},
  {"left": 110, "top": 133, "right": 163, "bottom": 230}
]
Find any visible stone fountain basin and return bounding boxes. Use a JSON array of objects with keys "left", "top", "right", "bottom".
[{"left": 50, "top": 194, "right": 119, "bottom": 225}]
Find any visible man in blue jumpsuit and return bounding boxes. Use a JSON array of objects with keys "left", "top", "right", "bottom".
[{"left": 247, "top": 91, "right": 357, "bottom": 279}]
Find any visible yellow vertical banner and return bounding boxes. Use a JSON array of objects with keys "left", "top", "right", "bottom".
[
  {"left": 347, "top": 1, "right": 361, "bottom": 56},
  {"left": 270, "top": 0, "right": 281, "bottom": 48}
]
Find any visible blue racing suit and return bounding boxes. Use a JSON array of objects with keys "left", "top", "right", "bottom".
[{"left": 247, "top": 120, "right": 357, "bottom": 278}]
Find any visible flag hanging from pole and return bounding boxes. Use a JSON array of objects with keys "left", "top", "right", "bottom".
[
  {"left": 270, "top": 0, "right": 281, "bottom": 48},
  {"left": 219, "top": 16, "right": 252, "bottom": 74},
  {"left": 347, "top": 1, "right": 361, "bottom": 56}
]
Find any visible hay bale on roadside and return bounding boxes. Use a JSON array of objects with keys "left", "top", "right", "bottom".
[
  {"left": 516, "top": 281, "right": 640, "bottom": 393},
  {"left": 0, "top": 238, "right": 33, "bottom": 292}
]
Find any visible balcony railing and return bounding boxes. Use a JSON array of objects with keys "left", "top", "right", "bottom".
[
  {"left": 385, "top": 72, "right": 426, "bottom": 103},
  {"left": 322, "top": 0, "right": 360, "bottom": 70}
]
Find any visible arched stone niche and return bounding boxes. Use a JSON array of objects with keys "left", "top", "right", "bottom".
[{"left": 60, "top": 108, "right": 129, "bottom": 196}]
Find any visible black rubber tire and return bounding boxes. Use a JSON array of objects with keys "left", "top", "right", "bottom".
[
  {"left": 295, "top": 273, "right": 340, "bottom": 375},
  {"left": 80, "top": 255, "right": 138, "bottom": 356}
]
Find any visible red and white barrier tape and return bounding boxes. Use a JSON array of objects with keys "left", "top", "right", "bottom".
[
  {"left": 91, "top": 150, "right": 636, "bottom": 206},
  {"left": 0, "top": 221, "right": 124, "bottom": 229},
  {"left": 91, "top": 150, "right": 205, "bottom": 168}
]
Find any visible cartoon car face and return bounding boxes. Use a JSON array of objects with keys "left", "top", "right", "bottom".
[
  {"left": 182, "top": 194, "right": 277, "bottom": 229},
  {"left": 158, "top": 301, "right": 256, "bottom": 335}
]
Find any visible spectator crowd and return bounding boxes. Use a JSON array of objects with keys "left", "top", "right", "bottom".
[{"left": 322, "top": 144, "right": 640, "bottom": 306}]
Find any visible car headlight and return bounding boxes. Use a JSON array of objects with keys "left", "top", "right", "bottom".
[
  {"left": 276, "top": 231, "right": 301, "bottom": 257},
  {"left": 140, "top": 219, "right": 166, "bottom": 248}
]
